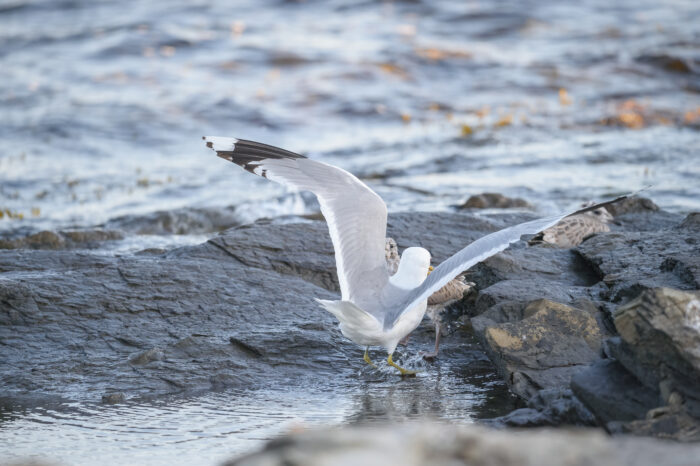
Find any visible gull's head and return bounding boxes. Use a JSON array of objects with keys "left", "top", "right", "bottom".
[
  {"left": 391, "top": 247, "right": 432, "bottom": 289},
  {"left": 581, "top": 201, "right": 614, "bottom": 223}
]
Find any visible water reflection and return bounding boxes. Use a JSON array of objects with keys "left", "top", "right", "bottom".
[{"left": 1, "top": 349, "right": 515, "bottom": 466}]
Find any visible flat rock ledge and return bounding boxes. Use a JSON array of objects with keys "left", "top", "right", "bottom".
[
  {"left": 225, "top": 422, "right": 700, "bottom": 466},
  {"left": 0, "top": 210, "right": 531, "bottom": 405}
]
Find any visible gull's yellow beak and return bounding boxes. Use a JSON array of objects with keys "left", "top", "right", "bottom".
[{"left": 428, "top": 266, "right": 434, "bottom": 275}]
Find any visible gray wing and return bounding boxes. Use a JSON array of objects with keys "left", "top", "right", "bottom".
[
  {"left": 382, "top": 194, "right": 633, "bottom": 330},
  {"left": 204, "top": 137, "right": 389, "bottom": 306}
]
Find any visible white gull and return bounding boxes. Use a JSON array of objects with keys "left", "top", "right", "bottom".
[{"left": 204, "top": 136, "right": 631, "bottom": 375}]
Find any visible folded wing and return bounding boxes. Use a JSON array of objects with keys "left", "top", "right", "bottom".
[
  {"left": 204, "top": 137, "right": 389, "bottom": 308},
  {"left": 383, "top": 194, "right": 633, "bottom": 330}
]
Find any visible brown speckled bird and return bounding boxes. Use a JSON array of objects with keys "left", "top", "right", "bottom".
[{"left": 529, "top": 204, "right": 613, "bottom": 248}]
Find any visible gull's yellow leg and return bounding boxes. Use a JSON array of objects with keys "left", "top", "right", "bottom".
[
  {"left": 387, "top": 353, "right": 417, "bottom": 376},
  {"left": 363, "top": 347, "right": 376, "bottom": 368}
]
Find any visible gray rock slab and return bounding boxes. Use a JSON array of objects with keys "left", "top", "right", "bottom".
[
  {"left": 0, "top": 243, "right": 353, "bottom": 402},
  {"left": 571, "top": 359, "right": 660, "bottom": 424},
  {"left": 487, "top": 388, "right": 596, "bottom": 427},
  {"left": 577, "top": 218, "right": 700, "bottom": 304}
]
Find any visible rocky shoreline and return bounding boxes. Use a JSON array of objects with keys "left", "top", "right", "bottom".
[
  {"left": 1, "top": 197, "right": 698, "bottom": 445},
  {"left": 463, "top": 199, "right": 700, "bottom": 441}
]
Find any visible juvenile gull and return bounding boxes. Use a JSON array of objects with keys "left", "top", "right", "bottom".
[
  {"left": 204, "top": 136, "right": 632, "bottom": 375},
  {"left": 529, "top": 202, "right": 613, "bottom": 248}
]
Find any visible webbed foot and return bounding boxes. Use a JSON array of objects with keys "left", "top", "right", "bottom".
[{"left": 387, "top": 353, "right": 417, "bottom": 376}]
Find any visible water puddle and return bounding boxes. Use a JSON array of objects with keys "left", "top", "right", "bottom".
[{"left": 1, "top": 358, "right": 516, "bottom": 466}]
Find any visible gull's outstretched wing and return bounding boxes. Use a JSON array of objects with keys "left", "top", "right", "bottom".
[
  {"left": 204, "top": 137, "right": 389, "bottom": 308},
  {"left": 383, "top": 194, "right": 634, "bottom": 330}
]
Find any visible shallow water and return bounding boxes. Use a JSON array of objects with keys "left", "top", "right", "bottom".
[
  {"left": 0, "top": 0, "right": 698, "bottom": 463},
  {"left": 1, "top": 345, "right": 516, "bottom": 466}
]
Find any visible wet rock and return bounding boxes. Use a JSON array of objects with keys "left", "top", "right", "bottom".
[
  {"left": 208, "top": 211, "right": 535, "bottom": 294},
  {"left": 135, "top": 247, "right": 167, "bottom": 255},
  {"left": 466, "top": 243, "right": 606, "bottom": 334},
  {"left": 206, "top": 220, "right": 339, "bottom": 292},
  {"left": 678, "top": 212, "right": 700, "bottom": 230},
  {"left": 571, "top": 359, "right": 660, "bottom": 424},
  {"left": 636, "top": 54, "right": 695, "bottom": 74},
  {"left": 605, "top": 197, "right": 681, "bottom": 232},
  {"left": 104, "top": 207, "right": 241, "bottom": 235},
  {"left": 613, "top": 288, "right": 700, "bottom": 416},
  {"left": 0, "top": 230, "right": 64, "bottom": 249},
  {"left": 0, "top": 228, "right": 348, "bottom": 401},
  {"left": 464, "top": 205, "right": 698, "bottom": 431},
  {"left": 577, "top": 220, "right": 699, "bottom": 304},
  {"left": 604, "top": 196, "right": 659, "bottom": 216},
  {"left": 101, "top": 392, "right": 126, "bottom": 404},
  {"left": 488, "top": 388, "right": 596, "bottom": 427},
  {"left": 128, "top": 347, "right": 165, "bottom": 365},
  {"left": 464, "top": 243, "right": 604, "bottom": 320},
  {"left": 388, "top": 211, "right": 534, "bottom": 263},
  {"left": 572, "top": 289, "right": 700, "bottom": 440},
  {"left": 458, "top": 192, "right": 531, "bottom": 209},
  {"left": 102, "top": 193, "right": 315, "bottom": 235},
  {"left": 225, "top": 422, "right": 700, "bottom": 466},
  {"left": 0, "top": 229, "right": 124, "bottom": 250},
  {"left": 477, "top": 299, "right": 604, "bottom": 399},
  {"left": 0, "top": 211, "right": 515, "bottom": 403},
  {"left": 618, "top": 409, "right": 700, "bottom": 442},
  {"left": 611, "top": 288, "right": 700, "bottom": 440}
]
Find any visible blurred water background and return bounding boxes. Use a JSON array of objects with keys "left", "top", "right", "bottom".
[
  {"left": 1, "top": 0, "right": 698, "bottom": 243},
  {"left": 0, "top": 0, "right": 698, "bottom": 464}
]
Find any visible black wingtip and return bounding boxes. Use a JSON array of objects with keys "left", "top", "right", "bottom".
[{"left": 203, "top": 137, "right": 307, "bottom": 176}]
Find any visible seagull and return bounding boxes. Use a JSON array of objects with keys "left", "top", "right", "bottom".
[
  {"left": 385, "top": 237, "right": 475, "bottom": 360},
  {"left": 204, "top": 136, "right": 632, "bottom": 375}
]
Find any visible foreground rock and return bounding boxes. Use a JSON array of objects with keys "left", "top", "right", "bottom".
[{"left": 226, "top": 422, "right": 700, "bottom": 466}]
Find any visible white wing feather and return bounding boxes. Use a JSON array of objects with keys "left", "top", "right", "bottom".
[
  {"left": 383, "top": 193, "right": 634, "bottom": 330},
  {"left": 204, "top": 137, "right": 389, "bottom": 307}
]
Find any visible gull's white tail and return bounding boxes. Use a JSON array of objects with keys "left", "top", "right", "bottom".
[{"left": 315, "top": 299, "right": 382, "bottom": 346}]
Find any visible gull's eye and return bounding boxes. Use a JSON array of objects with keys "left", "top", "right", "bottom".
[{"left": 594, "top": 210, "right": 601, "bottom": 215}]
